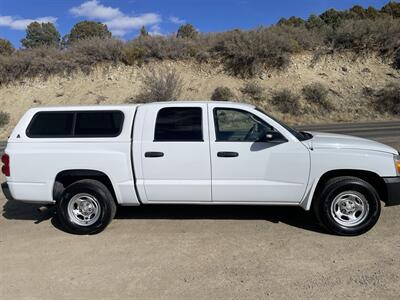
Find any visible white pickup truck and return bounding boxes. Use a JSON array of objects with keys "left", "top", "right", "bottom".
[{"left": 2, "top": 101, "right": 400, "bottom": 235}]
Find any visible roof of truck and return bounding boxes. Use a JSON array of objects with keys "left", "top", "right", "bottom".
[{"left": 27, "top": 101, "right": 255, "bottom": 111}]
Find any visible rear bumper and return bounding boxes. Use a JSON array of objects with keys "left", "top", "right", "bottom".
[
  {"left": 1, "top": 182, "right": 14, "bottom": 201},
  {"left": 383, "top": 177, "right": 400, "bottom": 206}
]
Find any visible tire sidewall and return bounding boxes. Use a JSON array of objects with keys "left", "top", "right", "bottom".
[
  {"left": 57, "top": 182, "right": 114, "bottom": 234},
  {"left": 318, "top": 179, "right": 381, "bottom": 236}
]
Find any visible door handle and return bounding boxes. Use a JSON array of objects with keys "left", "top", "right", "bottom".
[
  {"left": 217, "top": 151, "right": 239, "bottom": 158},
  {"left": 145, "top": 151, "right": 164, "bottom": 158}
]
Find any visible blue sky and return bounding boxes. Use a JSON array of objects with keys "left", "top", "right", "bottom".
[{"left": 0, "top": 0, "right": 391, "bottom": 47}]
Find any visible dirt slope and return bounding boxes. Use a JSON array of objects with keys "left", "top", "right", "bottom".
[{"left": 0, "top": 52, "right": 399, "bottom": 139}]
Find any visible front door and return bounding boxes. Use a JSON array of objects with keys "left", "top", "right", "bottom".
[
  {"left": 141, "top": 103, "right": 211, "bottom": 202},
  {"left": 209, "top": 104, "right": 310, "bottom": 203}
]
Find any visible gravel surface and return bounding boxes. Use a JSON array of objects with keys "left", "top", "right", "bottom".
[{"left": 1, "top": 196, "right": 400, "bottom": 299}]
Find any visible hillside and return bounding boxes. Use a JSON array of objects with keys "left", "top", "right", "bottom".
[{"left": 0, "top": 52, "right": 399, "bottom": 139}]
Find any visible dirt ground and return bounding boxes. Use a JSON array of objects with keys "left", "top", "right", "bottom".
[{"left": 1, "top": 181, "right": 400, "bottom": 299}]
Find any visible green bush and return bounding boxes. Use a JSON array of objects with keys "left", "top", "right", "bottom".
[
  {"left": 122, "top": 44, "right": 146, "bottom": 65},
  {"left": 0, "top": 111, "right": 10, "bottom": 128},
  {"left": 65, "top": 21, "right": 112, "bottom": 45},
  {"left": 177, "top": 24, "right": 198, "bottom": 39},
  {"left": 0, "top": 39, "right": 14, "bottom": 56},
  {"left": 271, "top": 89, "right": 301, "bottom": 115},
  {"left": 21, "top": 22, "right": 60, "bottom": 48},
  {"left": 375, "top": 83, "right": 400, "bottom": 114},
  {"left": 130, "top": 68, "right": 183, "bottom": 103},
  {"left": 211, "top": 86, "right": 235, "bottom": 101},
  {"left": 381, "top": 1, "right": 400, "bottom": 18},
  {"left": 302, "top": 83, "right": 331, "bottom": 110},
  {"left": 240, "top": 82, "right": 265, "bottom": 101}
]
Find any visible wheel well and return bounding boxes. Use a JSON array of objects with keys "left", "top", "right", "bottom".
[
  {"left": 313, "top": 169, "right": 387, "bottom": 203},
  {"left": 53, "top": 170, "right": 117, "bottom": 203}
]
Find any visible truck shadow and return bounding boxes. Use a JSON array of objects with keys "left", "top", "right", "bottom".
[{"left": 2, "top": 200, "right": 327, "bottom": 234}]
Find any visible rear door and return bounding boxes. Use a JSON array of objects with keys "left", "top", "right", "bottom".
[
  {"left": 208, "top": 104, "right": 310, "bottom": 203},
  {"left": 140, "top": 103, "right": 211, "bottom": 202}
]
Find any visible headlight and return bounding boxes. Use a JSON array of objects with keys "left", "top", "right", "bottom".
[{"left": 394, "top": 155, "right": 400, "bottom": 176}]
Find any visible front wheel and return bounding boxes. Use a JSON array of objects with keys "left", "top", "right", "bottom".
[
  {"left": 313, "top": 176, "right": 381, "bottom": 236},
  {"left": 56, "top": 179, "right": 116, "bottom": 234}
]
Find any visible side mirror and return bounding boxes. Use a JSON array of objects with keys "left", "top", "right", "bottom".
[{"left": 258, "top": 131, "right": 287, "bottom": 143}]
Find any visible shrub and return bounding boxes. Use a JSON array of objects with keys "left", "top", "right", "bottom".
[
  {"left": 394, "top": 48, "right": 400, "bottom": 69},
  {"left": 302, "top": 83, "right": 331, "bottom": 109},
  {"left": 0, "top": 38, "right": 122, "bottom": 85},
  {"left": 131, "top": 68, "right": 183, "bottom": 103},
  {"left": 0, "top": 111, "right": 10, "bottom": 128},
  {"left": 278, "top": 17, "right": 305, "bottom": 27},
  {"left": 306, "top": 15, "right": 325, "bottom": 30},
  {"left": 0, "top": 39, "right": 14, "bottom": 55},
  {"left": 69, "top": 38, "right": 123, "bottom": 68},
  {"left": 326, "top": 18, "right": 400, "bottom": 52},
  {"left": 375, "top": 83, "right": 400, "bottom": 114},
  {"left": 21, "top": 22, "right": 60, "bottom": 48},
  {"left": 65, "top": 21, "right": 112, "bottom": 44},
  {"left": 212, "top": 26, "right": 318, "bottom": 77},
  {"left": 122, "top": 44, "right": 146, "bottom": 65},
  {"left": 211, "top": 87, "right": 235, "bottom": 101},
  {"left": 127, "top": 36, "right": 201, "bottom": 60},
  {"left": 240, "top": 81, "right": 265, "bottom": 101},
  {"left": 271, "top": 89, "right": 301, "bottom": 115},
  {"left": 139, "top": 26, "right": 149, "bottom": 38},
  {"left": 177, "top": 24, "right": 198, "bottom": 39},
  {"left": 381, "top": 1, "right": 400, "bottom": 18}
]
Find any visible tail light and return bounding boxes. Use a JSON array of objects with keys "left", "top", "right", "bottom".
[{"left": 1, "top": 154, "right": 10, "bottom": 176}]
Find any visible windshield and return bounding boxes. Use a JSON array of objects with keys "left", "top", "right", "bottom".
[{"left": 255, "top": 107, "right": 312, "bottom": 141}]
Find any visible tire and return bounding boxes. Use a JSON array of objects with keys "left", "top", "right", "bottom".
[
  {"left": 56, "top": 179, "right": 117, "bottom": 234},
  {"left": 313, "top": 176, "right": 381, "bottom": 236}
]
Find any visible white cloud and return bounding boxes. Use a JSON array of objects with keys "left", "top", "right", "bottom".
[
  {"left": 70, "top": 0, "right": 122, "bottom": 20},
  {"left": 0, "top": 16, "right": 57, "bottom": 30},
  {"left": 169, "top": 16, "right": 185, "bottom": 24},
  {"left": 149, "top": 24, "right": 163, "bottom": 36},
  {"left": 105, "top": 13, "right": 161, "bottom": 35},
  {"left": 70, "top": 0, "right": 161, "bottom": 37}
]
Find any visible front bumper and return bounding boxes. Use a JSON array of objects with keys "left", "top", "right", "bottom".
[
  {"left": 383, "top": 177, "right": 400, "bottom": 206},
  {"left": 1, "top": 182, "right": 14, "bottom": 201}
]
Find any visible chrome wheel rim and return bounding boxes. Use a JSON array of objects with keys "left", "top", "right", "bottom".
[
  {"left": 67, "top": 193, "right": 101, "bottom": 226},
  {"left": 330, "top": 191, "right": 369, "bottom": 227}
]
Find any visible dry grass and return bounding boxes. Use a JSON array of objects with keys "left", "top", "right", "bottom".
[
  {"left": 271, "top": 89, "right": 301, "bottom": 115},
  {"left": 129, "top": 67, "right": 183, "bottom": 103}
]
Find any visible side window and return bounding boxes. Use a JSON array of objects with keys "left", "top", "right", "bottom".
[
  {"left": 27, "top": 110, "right": 124, "bottom": 138},
  {"left": 154, "top": 107, "right": 203, "bottom": 142},
  {"left": 75, "top": 111, "right": 124, "bottom": 137},
  {"left": 214, "top": 108, "right": 277, "bottom": 142},
  {"left": 27, "top": 112, "right": 74, "bottom": 137}
]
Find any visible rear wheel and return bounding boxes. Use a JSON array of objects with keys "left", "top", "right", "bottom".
[
  {"left": 313, "top": 176, "right": 381, "bottom": 236},
  {"left": 56, "top": 179, "right": 116, "bottom": 234}
]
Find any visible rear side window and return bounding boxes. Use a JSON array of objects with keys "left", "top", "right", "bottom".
[
  {"left": 154, "top": 107, "right": 203, "bottom": 141},
  {"left": 27, "top": 112, "right": 74, "bottom": 137},
  {"left": 75, "top": 111, "right": 123, "bottom": 137},
  {"left": 27, "top": 110, "right": 124, "bottom": 138}
]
